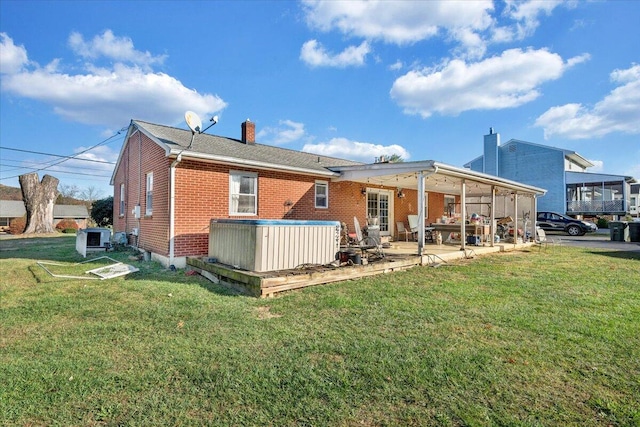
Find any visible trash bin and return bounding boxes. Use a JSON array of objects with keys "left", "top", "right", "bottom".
[
  {"left": 609, "top": 221, "right": 629, "bottom": 242},
  {"left": 628, "top": 222, "right": 640, "bottom": 242}
]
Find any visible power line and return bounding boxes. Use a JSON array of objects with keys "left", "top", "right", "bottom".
[
  {"left": 0, "top": 164, "right": 112, "bottom": 178},
  {"left": 0, "top": 147, "right": 116, "bottom": 164},
  {"left": 0, "top": 126, "right": 126, "bottom": 181},
  {"left": 2, "top": 158, "right": 114, "bottom": 173}
]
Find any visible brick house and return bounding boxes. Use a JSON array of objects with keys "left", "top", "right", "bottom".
[{"left": 111, "top": 119, "right": 545, "bottom": 268}]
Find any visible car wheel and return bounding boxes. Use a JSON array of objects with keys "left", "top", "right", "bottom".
[{"left": 567, "top": 225, "right": 583, "bottom": 236}]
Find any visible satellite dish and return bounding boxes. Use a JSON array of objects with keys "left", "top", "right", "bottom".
[{"left": 185, "top": 111, "right": 202, "bottom": 133}]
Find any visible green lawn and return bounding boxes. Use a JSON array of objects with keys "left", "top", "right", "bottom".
[{"left": 1, "top": 235, "right": 639, "bottom": 426}]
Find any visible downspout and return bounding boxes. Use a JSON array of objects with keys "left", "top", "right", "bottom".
[
  {"left": 169, "top": 130, "right": 197, "bottom": 268},
  {"left": 136, "top": 131, "right": 142, "bottom": 249},
  {"left": 169, "top": 153, "right": 182, "bottom": 268}
]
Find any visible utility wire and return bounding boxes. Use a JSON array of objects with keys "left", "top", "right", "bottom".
[
  {"left": 0, "top": 164, "right": 111, "bottom": 178},
  {"left": 0, "top": 147, "right": 116, "bottom": 164},
  {"left": 0, "top": 126, "right": 126, "bottom": 181},
  {"left": 2, "top": 158, "right": 114, "bottom": 173}
]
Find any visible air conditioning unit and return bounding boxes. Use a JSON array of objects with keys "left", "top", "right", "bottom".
[{"left": 76, "top": 228, "right": 111, "bottom": 258}]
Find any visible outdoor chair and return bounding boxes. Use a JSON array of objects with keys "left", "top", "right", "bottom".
[
  {"left": 353, "top": 217, "right": 384, "bottom": 259},
  {"left": 534, "top": 227, "right": 554, "bottom": 250},
  {"left": 407, "top": 215, "right": 422, "bottom": 240},
  {"left": 396, "top": 221, "right": 415, "bottom": 241}
]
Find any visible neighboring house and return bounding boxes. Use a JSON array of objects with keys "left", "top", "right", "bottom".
[
  {"left": 464, "top": 129, "right": 636, "bottom": 218},
  {"left": 630, "top": 183, "right": 640, "bottom": 217},
  {"left": 111, "top": 119, "right": 545, "bottom": 268},
  {"left": 0, "top": 200, "right": 90, "bottom": 231}
]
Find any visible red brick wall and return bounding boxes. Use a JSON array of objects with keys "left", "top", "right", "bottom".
[
  {"left": 112, "top": 130, "right": 171, "bottom": 256},
  {"left": 113, "top": 129, "right": 459, "bottom": 258}
]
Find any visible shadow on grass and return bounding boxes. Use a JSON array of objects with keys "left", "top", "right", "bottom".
[
  {"left": 585, "top": 250, "right": 640, "bottom": 261},
  {"left": 1, "top": 234, "right": 246, "bottom": 298}
]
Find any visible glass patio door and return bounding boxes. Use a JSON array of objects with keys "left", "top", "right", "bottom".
[{"left": 367, "top": 190, "right": 391, "bottom": 235}]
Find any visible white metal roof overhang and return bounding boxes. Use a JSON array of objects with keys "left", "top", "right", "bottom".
[{"left": 329, "top": 160, "right": 546, "bottom": 197}]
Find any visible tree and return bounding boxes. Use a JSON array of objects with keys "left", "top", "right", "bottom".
[
  {"left": 388, "top": 154, "right": 404, "bottom": 163},
  {"left": 19, "top": 173, "right": 59, "bottom": 234},
  {"left": 57, "top": 184, "right": 81, "bottom": 204},
  {"left": 80, "top": 185, "right": 103, "bottom": 204},
  {"left": 91, "top": 196, "right": 113, "bottom": 227}
]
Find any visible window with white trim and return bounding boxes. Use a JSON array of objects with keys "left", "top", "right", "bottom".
[
  {"left": 229, "top": 171, "right": 257, "bottom": 215},
  {"left": 119, "top": 183, "right": 125, "bottom": 216},
  {"left": 315, "top": 180, "right": 328, "bottom": 208},
  {"left": 145, "top": 172, "right": 153, "bottom": 216},
  {"left": 444, "top": 194, "right": 455, "bottom": 216}
]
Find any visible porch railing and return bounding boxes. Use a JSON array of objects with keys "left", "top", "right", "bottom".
[{"left": 566, "top": 200, "right": 625, "bottom": 214}]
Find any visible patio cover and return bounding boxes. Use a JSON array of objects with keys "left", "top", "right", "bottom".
[{"left": 330, "top": 160, "right": 547, "bottom": 253}]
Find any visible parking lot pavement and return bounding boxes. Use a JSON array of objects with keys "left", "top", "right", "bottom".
[{"left": 546, "top": 229, "right": 640, "bottom": 252}]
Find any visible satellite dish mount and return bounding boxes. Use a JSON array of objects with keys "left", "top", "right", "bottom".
[{"left": 185, "top": 111, "right": 218, "bottom": 135}]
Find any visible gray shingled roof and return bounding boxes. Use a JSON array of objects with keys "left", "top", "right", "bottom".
[
  {"left": 134, "top": 120, "right": 363, "bottom": 174},
  {"left": 53, "top": 205, "right": 89, "bottom": 218},
  {"left": 0, "top": 200, "right": 89, "bottom": 218},
  {"left": 0, "top": 200, "right": 26, "bottom": 218}
]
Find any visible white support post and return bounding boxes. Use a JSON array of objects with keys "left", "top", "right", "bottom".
[
  {"left": 417, "top": 171, "right": 425, "bottom": 255},
  {"left": 490, "top": 186, "right": 496, "bottom": 247},
  {"left": 513, "top": 193, "right": 518, "bottom": 245},
  {"left": 461, "top": 179, "right": 466, "bottom": 250}
]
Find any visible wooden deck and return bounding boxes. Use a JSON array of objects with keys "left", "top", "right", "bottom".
[{"left": 187, "top": 240, "right": 533, "bottom": 297}]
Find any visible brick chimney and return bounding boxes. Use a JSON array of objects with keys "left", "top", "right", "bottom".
[{"left": 241, "top": 119, "right": 255, "bottom": 144}]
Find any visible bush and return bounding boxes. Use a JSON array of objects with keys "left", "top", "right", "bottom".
[
  {"left": 55, "top": 219, "right": 79, "bottom": 232},
  {"left": 596, "top": 217, "right": 609, "bottom": 229},
  {"left": 91, "top": 196, "right": 113, "bottom": 227},
  {"left": 8, "top": 216, "right": 26, "bottom": 235}
]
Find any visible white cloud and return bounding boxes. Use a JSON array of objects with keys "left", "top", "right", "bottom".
[
  {"left": 301, "top": 1, "right": 575, "bottom": 62},
  {"left": 389, "top": 60, "right": 403, "bottom": 71},
  {"left": 68, "top": 30, "right": 166, "bottom": 68},
  {"left": 504, "top": 0, "right": 574, "bottom": 40},
  {"left": 534, "top": 64, "right": 640, "bottom": 139},
  {"left": 0, "top": 31, "right": 225, "bottom": 128},
  {"left": 586, "top": 159, "right": 604, "bottom": 172},
  {"left": 390, "top": 48, "right": 586, "bottom": 118},
  {"left": 256, "top": 120, "right": 306, "bottom": 145},
  {"left": 0, "top": 33, "right": 29, "bottom": 74},
  {"left": 303, "top": 137, "right": 410, "bottom": 163},
  {"left": 302, "top": 0, "right": 493, "bottom": 47},
  {"left": 300, "top": 39, "right": 370, "bottom": 67}
]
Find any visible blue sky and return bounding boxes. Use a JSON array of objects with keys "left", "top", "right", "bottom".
[{"left": 1, "top": 0, "right": 638, "bottom": 199}]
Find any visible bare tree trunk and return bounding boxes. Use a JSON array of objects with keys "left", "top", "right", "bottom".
[{"left": 19, "top": 173, "right": 59, "bottom": 234}]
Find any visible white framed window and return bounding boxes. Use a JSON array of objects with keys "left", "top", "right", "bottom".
[
  {"left": 315, "top": 180, "right": 328, "bottom": 208},
  {"left": 119, "top": 183, "right": 125, "bottom": 216},
  {"left": 229, "top": 171, "right": 257, "bottom": 215},
  {"left": 444, "top": 194, "right": 455, "bottom": 216},
  {"left": 145, "top": 172, "right": 153, "bottom": 216}
]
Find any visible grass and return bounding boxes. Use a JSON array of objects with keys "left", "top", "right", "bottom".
[{"left": 1, "top": 235, "right": 639, "bottom": 426}]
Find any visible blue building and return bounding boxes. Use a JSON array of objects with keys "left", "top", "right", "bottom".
[{"left": 464, "top": 129, "right": 636, "bottom": 218}]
